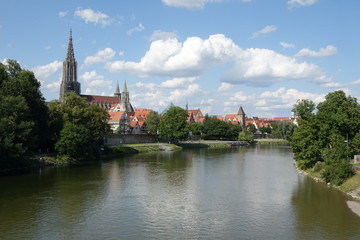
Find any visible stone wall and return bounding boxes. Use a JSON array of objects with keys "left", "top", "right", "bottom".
[{"left": 105, "top": 134, "right": 158, "bottom": 145}]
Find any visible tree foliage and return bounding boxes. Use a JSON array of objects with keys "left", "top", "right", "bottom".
[
  {"left": 291, "top": 90, "right": 358, "bottom": 184},
  {"left": 158, "top": 106, "right": 188, "bottom": 141},
  {"left": 0, "top": 60, "right": 48, "bottom": 168},
  {"left": 52, "top": 92, "right": 110, "bottom": 161},
  {"left": 145, "top": 111, "right": 160, "bottom": 135}
]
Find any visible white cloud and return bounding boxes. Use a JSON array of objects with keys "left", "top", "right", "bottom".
[
  {"left": 288, "top": 0, "right": 319, "bottom": 8},
  {"left": 58, "top": 11, "right": 68, "bottom": 18},
  {"left": 106, "top": 33, "right": 329, "bottom": 88},
  {"left": 349, "top": 79, "right": 360, "bottom": 86},
  {"left": 84, "top": 48, "right": 116, "bottom": 66},
  {"left": 280, "top": 41, "right": 295, "bottom": 48},
  {"left": 255, "top": 88, "right": 325, "bottom": 111},
  {"left": 162, "top": 0, "right": 252, "bottom": 9},
  {"left": 74, "top": 8, "right": 111, "bottom": 27},
  {"left": 250, "top": 25, "right": 277, "bottom": 39},
  {"left": 169, "top": 83, "right": 201, "bottom": 102},
  {"left": 224, "top": 91, "right": 255, "bottom": 107},
  {"left": 32, "top": 61, "right": 62, "bottom": 80},
  {"left": 46, "top": 80, "right": 61, "bottom": 92},
  {"left": 44, "top": 45, "right": 51, "bottom": 50},
  {"left": 106, "top": 34, "right": 240, "bottom": 78},
  {"left": 218, "top": 82, "right": 234, "bottom": 92},
  {"left": 222, "top": 48, "right": 325, "bottom": 86},
  {"left": 79, "top": 71, "right": 112, "bottom": 93},
  {"left": 118, "top": 51, "right": 125, "bottom": 56},
  {"left": 321, "top": 82, "right": 343, "bottom": 88},
  {"left": 149, "top": 30, "right": 178, "bottom": 41},
  {"left": 295, "top": 45, "right": 337, "bottom": 58},
  {"left": 127, "top": 23, "right": 145, "bottom": 36},
  {"left": 161, "top": 77, "right": 198, "bottom": 88}
]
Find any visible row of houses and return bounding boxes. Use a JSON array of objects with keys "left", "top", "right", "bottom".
[{"left": 107, "top": 103, "right": 297, "bottom": 135}]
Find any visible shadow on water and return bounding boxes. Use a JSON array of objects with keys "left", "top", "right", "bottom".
[{"left": 291, "top": 176, "right": 360, "bottom": 240}]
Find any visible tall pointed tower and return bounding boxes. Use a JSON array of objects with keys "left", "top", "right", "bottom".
[
  {"left": 114, "top": 81, "right": 121, "bottom": 98},
  {"left": 60, "top": 30, "right": 81, "bottom": 102},
  {"left": 120, "top": 80, "right": 134, "bottom": 112},
  {"left": 237, "top": 106, "right": 246, "bottom": 127}
]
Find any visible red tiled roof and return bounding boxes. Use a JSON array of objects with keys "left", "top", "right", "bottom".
[
  {"left": 81, "top": 95, "right": 119, "bottom": 104},
  {"left": 108, "top": 111, "right": 125, "bottom": 121}
]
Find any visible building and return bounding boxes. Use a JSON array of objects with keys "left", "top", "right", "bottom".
[{"left": 59, "top": 30, "right": 133, "bottom": 112}]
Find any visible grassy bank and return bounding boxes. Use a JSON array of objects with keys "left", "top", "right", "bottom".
[
  {"left": 297, "top": 163, "right": 360, "bottom": 200},
  {"left": 255, "top": 139, "right": 289, "bottom": 145}
]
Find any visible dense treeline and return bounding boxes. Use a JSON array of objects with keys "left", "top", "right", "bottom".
[
  {"left": 0, "top": 60, "right": 110, "bottom": 169},
  {"left": 291, "top": 90, "right": 359, "bottom": 185}
]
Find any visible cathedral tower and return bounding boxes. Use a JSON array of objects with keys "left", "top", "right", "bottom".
[
  {"left": 60, "top": 30, "right": 81, "bottom": 102},
  {"left": 120, "top": 80, "right": 134, "bottom": 112}
]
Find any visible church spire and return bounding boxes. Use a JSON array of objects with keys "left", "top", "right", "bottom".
[
  {"left": 66, "top": 29, "right": 75, "bottom": 62},
  {"left": 114, "top": 81, "right": 121, "bottom": 97},
  {"left": 59, "top": 29, "right": 80, "bottom": 102},
  {"left": 123, "top": 80, "right": 128, "bottom": 92}
]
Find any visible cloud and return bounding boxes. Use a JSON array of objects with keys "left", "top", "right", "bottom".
[
  {"left": 84, "top": 48, "right": 116, "bottom": 66},
  {"left": 106, "top": 34, "right": 240, "bottom": 78},
  {"left": 127, "top": 23, "right": 145, "bottom": 36},
  {"left": 222, "top": 48, "right": 326, "bottom": 86},
  {"left": 288, "top": 0, "right": 319, "bottom": 8},
  {"left": 74, "top": 8, "right": 111, "bottom": 27},
  {"left": 280, "top": 42, "right": 295, "bottom": 48},
  {"left": 254, "top": 88, "right": 325, "bottom": 111},
  {"left": 250, "top": 25, "right": 277, "bottom": 39},
  {"left": 161, "top": 77, "right": 198, "bottom": 88},
  {"left": 32, "top": 61, "right": 62, "bottom": 80},
  {"left": 149, "top": 30, "right": 178, "bottom": 41},
  {"left": 79, "top": 71, "right": 112, "bottom": 94},
  {"left": 295, "top": 45, "right": 337, "bottom": 58},
  {"left": 58, "top": 11, "right": 68, "bottom": 18},
  {"left": 162, "top": 0, "right": 252, "bottom": 9},
  {"left": 46, "top": 80, "right": 61, "bottom": 92},
  {"left": 169, "top": 83, "right": 201, "bottom": 102},
  {"left": 106, "top": 33, "right": 329, "bottom": 87},
  {"left": 218, "top": 82, "right": 234, "bottom": 92},
  {"left": 224, "top": 91, "right": 255, "bottom": 107}
]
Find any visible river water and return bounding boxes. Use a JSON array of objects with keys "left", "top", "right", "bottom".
[{"left": 1, "top": 145, "right": 360, "bottom": 239}]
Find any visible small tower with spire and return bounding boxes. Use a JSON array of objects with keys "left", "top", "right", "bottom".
[
  {"left": 114, "top": 81, "right": 121, "bottom": 98},
  {"left": 120, "top": 80, "right": 134, "bottom": 112},
  {"left": 60, "top": 29, "right": 81, "bottom": 102},
  {"left": 237, "top": 106, "right": 246, "bottom": 127}
]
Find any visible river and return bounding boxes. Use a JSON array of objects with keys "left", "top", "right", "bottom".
[{"left": 1, "top": 145, "right": 360, "bottom": 239}]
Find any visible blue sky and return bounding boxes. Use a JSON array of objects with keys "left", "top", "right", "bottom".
[{"left": 1, "top": 0, "right": 359, "bottom": 117}]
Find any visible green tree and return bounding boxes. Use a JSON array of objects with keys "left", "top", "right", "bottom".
[
  {"left": 146, "top": 111, "right": 160, "bottom": 135},
  {"left": 238, "top": 130, "right": 254, "bottom": 142},
  {"left": 292, "top": 99, "right": 315, "bottom": 120},
  {"left": 52, "top": 92, "right": 110, "bottom": 161},
  {"left": 186, "top": 122, "right": 203, "bottom": 139},
  {"left": 158, "top": 106, "right": 188, "bottom": 141},
  {"left": 0, "top": 60, "right": 49, "bottom": 151},
  {"left": 55, "top": 122, "right": 95, "bottom": 161},
  {"left": 0, "top": 95, "right": 34, "bottom": 168}
]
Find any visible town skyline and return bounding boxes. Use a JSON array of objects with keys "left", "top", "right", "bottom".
[{"left": 1, "top": 0, "right": 359, "bottom": 117}]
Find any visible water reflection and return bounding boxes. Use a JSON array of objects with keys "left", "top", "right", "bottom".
[
  {"left": 291, "top": 176, "right": 360, "bottom": 240},
  {"left": 1, "top": 146, "right": 360, "bottom": 239}
]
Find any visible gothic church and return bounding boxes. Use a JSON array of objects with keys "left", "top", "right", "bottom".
[{"left": 60, "top": 30, "right": 133, "bottom": 112}]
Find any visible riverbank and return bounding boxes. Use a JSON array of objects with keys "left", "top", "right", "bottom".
[{"left": 297, "top": 165, "right": 360, "bottom": 200}]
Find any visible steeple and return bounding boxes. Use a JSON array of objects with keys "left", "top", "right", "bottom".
[
  {"left": 114, "top": 81, "right": 121, "bottom": 97},
  {"left": 66, "top": 29, "right": 75, "bottom": 61},
  {"left": 59, "top": 30, "right": 81, "bottom": 102},
  {"left": 123, "top": 80, "right": 128, "bottom": 92}
]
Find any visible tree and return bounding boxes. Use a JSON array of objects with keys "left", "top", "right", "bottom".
[
  {"left": 158, "top": 106, "right": 188, "bottom": 141},
  {"left": 52, "top": 92, "right": 110, "bottom": 161},
  {"left": 0, "top": 60, "right": 49, "bottom": 151},
  {"left": 186, "top": 122, "right": 203, "bottom": 140},
  {"left": 146, "top": 111, "right": 160, "bottom": 135},
  {"left": 0, "top": 95, "right": 34, "bottom": 168},
  {"left": 238, "top": 130, "right": 254, "bottom": 142},
  {"left": 292, "top": 99, "right": 315, "bottom": 120},
  {"left": 55, "top": 122, "right": 95, "bottom": 161}
]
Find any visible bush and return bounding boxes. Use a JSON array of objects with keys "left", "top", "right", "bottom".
[
  {"left": 321, "top": 162, "right": 355, "bottom": 185},
  {"left": 313, "top": 161, "right": 325, "bottom": 172}
]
